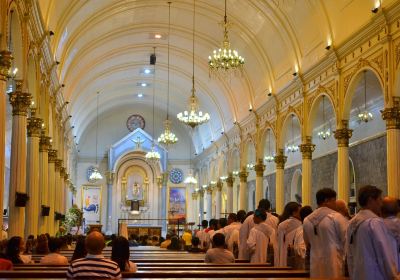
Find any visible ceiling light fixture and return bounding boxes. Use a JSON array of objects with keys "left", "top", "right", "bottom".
[
  {"left": 154, "top": 34, "right": 162, "bottom": 39},
  {"left": 358, "top": 70, "right": 373, "bottom": 123},
  {"left": 208, "top": 0, "right": 244, "bottom": 76},
  {"left": 89, "top": 92, "right": 103, "bottom": 181},
  {"left": 144, "top": 69, "right": 151, "bottom": 74},
  {"left": 137, "top": 93, "right": 143, "bottom": 98},
  {"left": 177, "top": 0, "right": 210, "bottom": 128}
]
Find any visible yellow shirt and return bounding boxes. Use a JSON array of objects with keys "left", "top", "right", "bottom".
[{"left": 182, "top": 232, "right": 192, "bottom": 246}]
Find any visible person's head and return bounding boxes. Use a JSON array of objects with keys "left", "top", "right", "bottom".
[
  {"left": 72, "top": 236, "right": 87, "bottom": 261},
  {"left": 245, "top": 211, "right": 254, "bottom": 219},
  {"left": 168, "top": 236, "right": 180, "bottom": 250},
  {"left": 227, "top": 213, "right": 237, "bottom": 225},
  {"left": 236, "top": 210, "right": 247, "bottom": 223},
  {"left": 212, "top": 233, "right": 225, "bottom": 248},
  {"left": 165, "top": 234, "right": 171, "bottom": 240},
  {"left": 358, "top": 185, "right": 383, "bottom": 215},
  {"left": 209, "top": 219, "right": 218, "bottom": 230},
  {"left": 218, "top": 218, "right": 227, "bottom": 229},
  {"left": 316, "top": 188, "right": 337, "bottom": 209},
  {"left": 35, "top": 234, "right": 49, "bottom": 254},
  {"left": 5, "top": 236, "right": 24, "bottom": 264},
  {"left": 253, "top": 208, "right": 267, "bottom": 224},
  {"left": 279, "top": 201, "right": 301, "bottom": 223},
  {"left": 258, "top": 199, "right": 271, "bottom": 211},
  {"left": 299, "top": 206, "right": 313, "bottom": 222},
  {"left": 111, "top": 236, "right": 130, "bottom": 271},
  {"left": 191, "top": 237, "right": 200, "bottom": 247},
  {"left": 27, "top": 235, "right": 34, "bottom": 240},
  {"left": 382, "top": 196, "right": 399, "bottom": 218},
  {"left": 48, "top": 237, "right": 63, "bottom": 253},
  {"left": 85, "top": 231, "right": 105, "bottom": 255},
  {"left": 201, "top": 220, "right": 208, "bottom": 229},
  {"left": 335, "top": 199, "right": 351, "bottom": 218}
]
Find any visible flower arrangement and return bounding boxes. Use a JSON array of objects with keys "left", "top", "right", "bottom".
[{"left": 63, "top": 205, "right": 83, "bottom": 233}]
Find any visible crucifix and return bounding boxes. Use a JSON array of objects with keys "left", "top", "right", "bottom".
[{"left": 131, "top": 136, "right": 144, "bottom": 150}]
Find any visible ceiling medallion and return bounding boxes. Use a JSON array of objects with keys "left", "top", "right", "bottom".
[{"left": 127, "top": 114, "right": 145, "bottom": 132}]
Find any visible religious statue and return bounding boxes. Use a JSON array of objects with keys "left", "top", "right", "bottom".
[
  {"left": 131, "top": 136, "right": 144, "bottom": 150},
  {"left": 132, "top": 182, "right": 143, "bottom": 200}
]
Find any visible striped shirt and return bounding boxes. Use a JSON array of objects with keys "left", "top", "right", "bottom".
[{"left": 66, "top": 254, "right": 121, "bottom": 279}]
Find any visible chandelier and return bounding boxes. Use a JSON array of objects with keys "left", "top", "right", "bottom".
[
  {"left": 318, "top": 96, "right": 331, "bottom": 140},
  {"left": 89, "top": 92, "right": 103, "bottom": 181},
  {"left": 158, "top": 2, "right": 178, "bottom": 147},
  {"left": 264, "top": 129, "right": 275, "bottom": 162},
  {"left": 286, "top": 115, "right": 299, "bottom": 153},
  {"left": 208, "top": 0, "right": 244, "bottom": 75},
  {"left": 358, "top": 70, "right": 373, "bottom": 123},
  {"left": 146, "top": 47, "right": 161, "bottom": 164},
  {"left": 178, "top": 0, "right": 210, "bottom": 128}
]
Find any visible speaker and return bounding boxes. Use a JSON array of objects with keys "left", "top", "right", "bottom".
[
  {"left": 15, "top": 192, "right": 29, "bottom": 207},
  {"left": 3, "top": 209, "right": 7, "bottom": 216},
  {"left": 55, "top": 212, "right": 62, "bottom": 220},
  {"left": 131, "top": 200, "right": 140, "bottom": 211},
  {"left": 41, "top": 205, "right": 50, "bottom": 216},
  {"left": 150, "top": 53, "right": 156, "bottom": 65}
]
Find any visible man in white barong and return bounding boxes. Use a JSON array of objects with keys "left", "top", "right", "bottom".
[
  {"left": 292, "top": 206, "right": 313, "bottom": 269},
  {"left": 196, "top": 220, "right": 210, "bottom": 250},
  {"left": 276, "top": 202, "right": 302, "bottom": 267},
  {"left": 382, "top": 196, "right": 400, "bottom": 244},
  {"left": 346, "top": 186, "right": 400, "bottom": 280},
  {"left": 303, "top": 188, "right": 348, "bottom": 278},
  {"left": 223, "top": 213, "right": 242, "bottom": 254},
  {"left": 247, "top": 209, "right": 276, "bottom": 263},
  {"left": 238, "top": 199, "right": 278, "bottom": 260}
]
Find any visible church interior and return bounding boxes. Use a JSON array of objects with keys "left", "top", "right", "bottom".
[{"left": 0, "top": 0, "right": 400, "bottom": 278}]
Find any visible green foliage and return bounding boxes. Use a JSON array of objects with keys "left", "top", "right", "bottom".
[{"left": 62, "top": 205, "right": 83, "bottom": 233}]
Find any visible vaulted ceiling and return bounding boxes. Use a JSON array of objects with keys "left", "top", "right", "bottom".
[{"left": 37, "top": 0, "right": 392, "bottom": 156}]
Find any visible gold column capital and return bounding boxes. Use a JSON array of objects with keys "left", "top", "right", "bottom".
[
  {"left": 334, "top": 127, "right": 353, "bottom": 147},
  {"left": 48, "top": 149, "right": 58, "bottom": 163},
  {"left": 254, "top": 159, "right": 265, "bottom": 177},
  {"left": 55, "top": 159, "right": 63, "bottom": 171},
  {"left": 162, "top": 172, "right": 169, "bottom": 185},
  {"left": 39, "top": 133, "right": 51, "bottom": 152},
  {"left": 105, "top": 171, "right": 115, "bottom": 185},
  {"left": 381, "top": 102, "right": 400, "bottom": 130},
  {"left": 216, "top": 180, "right": 223, "bottom": 191},
  {"left": 299, "top": 137, "right": 315, "bottom": 160},
  {"left": 64, "top": 173, "right": 69, "bottom": 181},
  {"left": 60, "top": 167, "right": 66, "bottom": 176},
  {"left": 239, "top": 171, "right": 248, "bottom": 182},
  {"left": 27, "top": 116, "right": 43, "bottom": 137},
  {"left": 0, "top": 50, "right": 13, "bottom": 81},
  {"left": 274, "top": 149, "right": 287, "bottom": 169},
  {"left": 206, "top": 184, "right": 213, "bottom": 194},
  {"left": 192, "top": 192, "right": 198, "bottom": 200},
  {"left": 226, "top": 174, "right": 234, "bottom": 187},
  {"left": 198, "top": 188, "right": 204, "bottom": 197},
  {"left": 9, "top": 81, "right": 32, "bottom": 116}
]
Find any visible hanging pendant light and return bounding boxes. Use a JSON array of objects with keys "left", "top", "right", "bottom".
[
  {"left": 358, "top": 70, "right": 373, "bottom": 123},
  {"left": 208, "top": 0, "right": 244, "bottom": 76},
  {"left": 264, "top": 129, "right": 275, "bottom": 162},
  {"left": 89, "top": 92, "right": 103, "bottom": 181},
  {"left": 286, "top": 115, "right": 299, "bottom": 153},
  {"left": 146, "top": 47, "right": 161, "bottom": 164},
  {"left": 177, "top": 0, "right": 210, "bottom": 128},
  {"left": 318, "top": 96, "right": 331, "bottom": 140},
  {"left": 158, "top": 2, "right": 178, "bottom": 146}
]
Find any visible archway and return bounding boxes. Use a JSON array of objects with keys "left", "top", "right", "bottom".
[{"left": 290, "top": 169, "right": 302, "bottom": 204}]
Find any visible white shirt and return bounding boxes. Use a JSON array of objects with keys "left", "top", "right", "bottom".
[
  {"left": 196, "top": 229, "right": 210, "bottom": 249},
  {"left": 276, "top": 217, "right": 302, "bottom": 266},
  {"left": 40, "top": 253, "right": 69, "bottom": 265},
  {"left": 303, "top": 206, "right": 348, "bottom": 278},
  {"left": 247, "top": 222, "right": 275, "bottom": 263},
  {"left": 224, "top": 222, "right": 241, "bottom": 253},
  {"left": 346, "top": 209, "right": 400, "bottom": 280},
  {"left": 204, "top": 248, "right": 235, "bottom": 264}
]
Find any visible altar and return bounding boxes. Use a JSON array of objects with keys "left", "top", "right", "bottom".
[{"left": 118, "top": 222, "right": 162, "bottom": 239}]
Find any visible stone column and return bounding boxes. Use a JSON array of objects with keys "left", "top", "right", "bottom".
[
  {"left": 206, "top": 185, "right": 213, "bottom": 220},
  {"left": 191, "top": 192, "right": 198, "bottom": 224},
  {"left": 274, "top": 149, "right": 287, "bottom": 214},
  {"left": 47, "top": 149, "right": 57, "bottom": 235},
  {"left": 0, "top": 50, "right": 13, "bottom": 231},
  {"left": 60, "top": 167, "right": 65, "bottom": 213},
  {"left": 381, "top": 100, "right": 400, "bottom": 197},
  {"left": 198, "top": 189, "right": 204, "bottom": 223},
  {"left": 64, "top": 173, "right": 70, "bottom": 211},
  {"left": 254, "top": 159, "right": 265, "bottom": 205},
  {"left": 54, "top": 159, "right": 62, "bottom": 232},
  {"left": 215, "top": 180, "right": 222, "bottom": 218},
  {"left": 25, "top": 110, "right": 43, "bottom": 237},
  {"left": 106, "top": 171, "right": 114, "bottom": 234},
  {"left": 299, "top": 136, "right": 315, "bottom": 206},
  {"left": 334, "top": 120, "right": 352, "bottom": 203},
  {"left": 225, "top": 174, "right": 234, "bottom": 213},
  {"left": 8, "top": 81, "right": 31, "bottom": 238},
  {"left": 39, "top": 132, "right": 51, "bottom": 234},
  {"left": 239, "top": 170, "right": 248, "bottom": 211}
]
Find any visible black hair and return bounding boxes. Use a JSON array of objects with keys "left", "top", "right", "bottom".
[
  {"left": 316, "top": 188, "right": 337, "bottom": 205},
  {"left": 71, "top": 236, "right": 87, "bottom": 261},
  {"left": 191, "top": 236, "right": 200, "bottom": 247},
  {"left": 228, "top": 213, "right": 237, "bottom": 222},
  {"left": 167, "top": 236, "right": 181, "bottom": 250},
  {"left": 358, "top": 185, "right": 382, "bottom": 207},
  {"left": 209, "top": 219, "right": 218, "bottom": 229},
  {"left": 236, "top": 210, "right": 247, "bottom": 223},
  {"left": 245, "top": 211, "right": 254, "bottom": 219},
  {"left": 111, "top": 236, "right": 130, "bottom": 271},
  {"left": 279, "top": 201, "right": 301, "bottom": 223},
  {"left": 5, "top": 236, "right": 23, "bottom": 264},
  {"left": 218, "top": 218, "right": 227, "bottom": 228},
  {"left": 212, "top": 233, "right": 225, "bottom": 247},
  {"left": 48, "top": 237, "right": 63, "bottom": 253},
  {"left": 201, "top": 220, "right": 208, "bottom": 228},
  {"left": 258, "top": 199, "right": 271, "bottom": 211},
  {"left": 254, "top": 208, "right": 267, "bottom": 221},
  {"left": 299, "top": 206, "right": 313, "bottom": 222}
]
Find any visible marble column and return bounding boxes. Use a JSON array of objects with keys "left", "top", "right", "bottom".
[
  {"left": 299, "top": 136, "right": 315, "bottom": 206},
  {"left": 334, "top": 120, "right": 352, "bottom": 203},
  {"left": 215, "top": 180, "right": 222, "bottom": 218},
  {"left": 54, "top": 159, "right": 62, "bottom": 232},
  {"left": 47, "top": 149, "right": 57, "bottom": 235},
  {"left": 225, "top": 174, "right": 234, "bottom": 213},
  {"left": 274, "top": 149, "right": 287, "bottom": 214},
  {"left": 25, "top": 110, "right": 43, "bottom": 237},
  {"left": 60, "top": 167, "right": 65, "bottom": 213},
  {"left": 39, "top": 132, "right": 51, "bottom": 234},
  {"left": 106, "top": 171, "right": 114, "bottom": 235},
  {"left": 381, "top": 100, "right": 400, "bottom": 197},
  {"left": 191, "top": 192, "right": 198, "bottom": 224},
  {"left": 239, "top": 170, "right": 248, "bottom": 211},
  {"left": 206, "top": 185, "right": 213, "bottom": 220},
  {"left": 8, "top": 81, "right": 31, "bottom": 238},
  {"left": 198, "top": 189, "right": 204, "bottom": 223},
  {"left": 0, "top": 50, "right": 12, "bottom": 231},
  {"left": 254, "top": 159, "right": 265, "bottom": 205}
]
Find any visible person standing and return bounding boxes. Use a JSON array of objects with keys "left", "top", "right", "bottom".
[
  {"left": 303, "top": 188, "right": 348, "bottom": 278},
  {"left": 196, "top": 220, "right": 210, "bottom": 250},
  {"left": 223, "top": 213, "right": 242, "bottom": 255},
  {"left": 346, "top": 186, "right": 399, "bottom": 280}
]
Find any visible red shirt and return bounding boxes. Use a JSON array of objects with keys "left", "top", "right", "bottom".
[{"left": 0, "top": 258, "right": 13, "bottom": 270}]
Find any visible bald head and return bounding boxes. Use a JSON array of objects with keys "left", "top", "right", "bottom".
[
  {"left": 85, "top": 231, "right": 105, "bottom": 255},
  {"left": 382, "top": 196, "right": 399, "bottom": 218},
  {"left": 336, "top": 199, "right": 350, "bottom": 219}
]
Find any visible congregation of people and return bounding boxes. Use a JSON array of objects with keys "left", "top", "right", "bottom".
[{"left": 0, "top": 185, "right": 398, "bottom": 279}]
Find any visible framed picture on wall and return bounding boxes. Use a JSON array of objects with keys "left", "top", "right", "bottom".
[
  {"left": 167, "top": 187, "right": 187, "bottom": 224},
  {"left": 81, "top": 185, "right": 102, "bottom": 225}
]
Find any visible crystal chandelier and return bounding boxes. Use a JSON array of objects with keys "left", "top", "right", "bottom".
[
  {"left": 146, "top": 47, "right": 161, "bottom": 164},
  {"left": 286, "top": 115, "right": 299, "bottom": 153},
  {"left": 358, "top": 70, "right": 373, "bottom": 123},
  {"left": 208, "top": 0, "right": 244, "bottom": 75},
  {"left": 246, "top": 163, "right": 255, "bottom": 170},
  {"left": 264, "top": 129, "right": 275, "bottom": 162},
  {"left": 158, "top": 2, "right": 178, "bottom": 147},
  {"left": 178, "top": 0, "right": 210, "bottom": 128},
  {"left": 89, "top": 92, "right": 103, "bottom": 181},
  {"left": 318, "top": 96, "right": 331, "bottom": 140}
]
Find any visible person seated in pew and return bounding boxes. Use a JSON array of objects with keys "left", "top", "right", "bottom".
[
  {"left": 0, "top": 257, "right": 13, "bottom": 271},
  {"left": 188, "top": 237, "right": 202, "bottom": 253},
  {"left": 167, "top": 236, "right": 181, "bottom": 251},
  {"left": 128, "top": 234, "right": 139, "bottom": 247},
  {"left": 181, "top": 229, "right": 192, "bottom": 250},
  {"left": 111, "top": 236, "right": 137, "bottom": 273},
  {"left": 205, "top": 233, "right": 235, "bottom": 264},
  {"left": 71, "top": 236, "right": 87, "bottom": 261},
  {"left": 150, "top": 236, "right": 159, "bottom": 246},
  {"left": 40, "top": 237, "right": 68, "bottom": 265},
  {"left": 160, "top": 234, "right": 171, "bottom": 249},
  {"left": 67, "top": 231, "right": 121, "bottom": 279},
  {"left": 33, "top": 234, "right": 49, "bottom": 255},
  {"left": 5, "top": 236, "right": 33, "bottom": 264}
]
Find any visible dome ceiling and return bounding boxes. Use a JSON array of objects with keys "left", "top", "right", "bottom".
[{"left": 37, "top": 0, "right": 393, "bottom": 154}]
